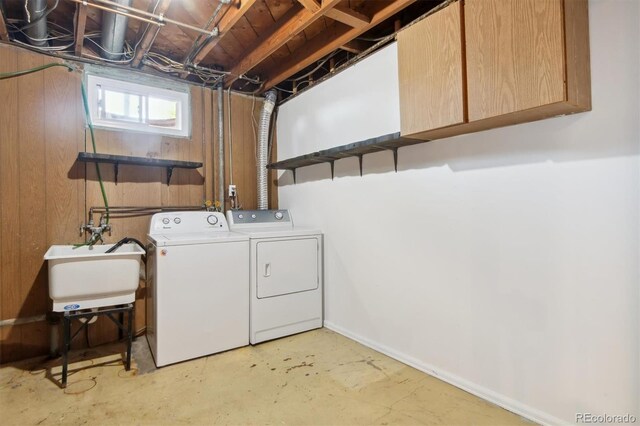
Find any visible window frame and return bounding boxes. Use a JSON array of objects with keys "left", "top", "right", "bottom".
[{"left": 86, "top": 74, "right": 191, "bottom": 138}]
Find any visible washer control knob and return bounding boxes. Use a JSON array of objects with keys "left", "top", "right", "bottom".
[
  {"left": 162, "top": 218, "right": 170, "bottom": 225},
  {"left": 207, "top": 215, "right": 218, "bottom": 225},
  {"left": 274, "top": 211, "right": 284, "bottom": 220},
  {"left": 238, "top": 214, "right": 244, "bottom": 219},
  {"left": 174, "top": 217, "right": 181, "bottom": 224},
  {"left": 251, "top": 214, "right": 257, "bottom": 219}
]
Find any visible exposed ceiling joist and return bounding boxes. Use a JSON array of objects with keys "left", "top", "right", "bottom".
[
  {"left": 188, "top": 0, "right": 258, "bottom": 67},
  {"left": 325, "top": 5, "right": 370, "bottom": 28},
  {"left": 0, "top": 6, "right": 9, "bottom": 41},
  {"left": 297, "top": 0, "right": 320, "bottom": 12},
  {"left": 73, "top": 3, "right": 88, "bottom": 56},
  {"left": 339, "top": 39, "right": 370, "bottom": 54},
  {"left": 225, "top": 0, "right": 342, "bottom": 87},
  {"left": 131, "top": 0, "right": 173, "bottom": 68},
  {"left": 263, "top": 0, "right": 417, "bottom": 89}
]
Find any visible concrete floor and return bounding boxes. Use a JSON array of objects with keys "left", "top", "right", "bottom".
[{"left": 1, "top": 328, "right": 530, "bottom": 425}]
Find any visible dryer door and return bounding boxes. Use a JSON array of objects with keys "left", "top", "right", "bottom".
[{"left": 256, "top": 238, "right": 319, "bottom": 298}]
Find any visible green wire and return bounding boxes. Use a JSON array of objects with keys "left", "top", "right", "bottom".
[
  {"left": 80, "top": 81, "right": 110, "bottom": 225},
  {"left": 0, "top": 61, "right": 110, "bottom": 231},
  {"left": 0, "top": 62, "right": 74, "bottom": 80}
]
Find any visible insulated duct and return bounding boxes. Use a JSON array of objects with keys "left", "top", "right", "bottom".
[
  {"left": 257, "top": 90, "right": 277, "bottom": 210},
  {"left": 24, "top": 0, "right": 49, "bottom": 47},
  {"left": 101, "top": 0, "right": 133, "bottom": 60}
]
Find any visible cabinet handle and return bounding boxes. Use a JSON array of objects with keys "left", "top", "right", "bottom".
[{"left": 264, "top": 263, "right": 271, "bottom": 277}]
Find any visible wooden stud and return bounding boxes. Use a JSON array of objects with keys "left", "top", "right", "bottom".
[
  {"left": 0, "top": 6, "right": 9, "bottom": 42},
  {"left": 73, "top": 3, "right": 88, "bottom": 57},
  {"left": 187, "top": 0, "right": 259, "bottom": 67},
  {"left": 325, "top": 5, "right": 370, "bottom": 28},
  {"left": 131, "top": 0, "right": 173, "bottom": 68},
  {"left": 263, "top": 0, "right": 417, "bottom": 89},
  {"left": 224, "top": 0, "right": 342, "bottom": 87}
]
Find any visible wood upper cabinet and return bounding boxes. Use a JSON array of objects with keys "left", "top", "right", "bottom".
[
  {"left": 397, "top": 0, "right": 591, "bottom": 140},
  {"left": 397, "top": 1, "right": 465, "bottom": 137},
  {"left": 465, "top": 0, "right": 591, "bottom": 122}
]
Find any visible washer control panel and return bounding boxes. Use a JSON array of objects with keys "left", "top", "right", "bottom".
[{"left": 149, "top": 211, "right": 229, "bottom": 234}]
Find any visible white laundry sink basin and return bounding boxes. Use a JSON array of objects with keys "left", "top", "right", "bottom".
[{"left": 44, "top": 244, "right": 145, "bottom": 312}]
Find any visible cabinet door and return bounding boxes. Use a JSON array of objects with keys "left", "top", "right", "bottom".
[
  {"left": 397, "top": 1, "right": 465, "bottom": 137},
  {"left": 465, "top": 0, "right": 566, "bottom": 121}
]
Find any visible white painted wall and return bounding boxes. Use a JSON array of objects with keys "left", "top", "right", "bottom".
[{"left": 276, "top": 1, "right": 639, "bottom": 424}]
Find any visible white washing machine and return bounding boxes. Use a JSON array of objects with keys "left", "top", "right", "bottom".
[
  {"left": 147, "top": 211, "right": 249, "bottom": 367},
  {"left": 226, "top": 210, "right": 323, "bottom": 344}
]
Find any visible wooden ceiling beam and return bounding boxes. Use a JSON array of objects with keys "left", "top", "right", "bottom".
[
  {"left": 73, "top": 3, "right": 88, "bottom": 56},
  {"left": 325, "top": 5, "right": 370, "bottom": 28},
  {"left": 131, "top": 0, "right": 173, "bottom": 68},
  {"left": 225, "top": 0, "right": 342, "bottom": 87},
  {"left": 339, "top": 39, "right": 370, "bottom": 54},
  {"left": 297, "top": 0, "right": 320, "bottom": 12},
  {"left": 263, "top": 0, "right": 417, "bottom": 89},
  {"left": 0, "top": 5, "right": 10, "bottom": 41},
  {"left": 188, "top": 0, "right": 259, "bottom": 67}
]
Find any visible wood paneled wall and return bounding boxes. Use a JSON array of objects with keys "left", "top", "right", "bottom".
[{"left": 0, "top": 44, "right": 278, "bottom": 363}]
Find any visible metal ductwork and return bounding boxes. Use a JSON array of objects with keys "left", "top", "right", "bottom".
[
  {"left": 24, "top": 0, "right": 49, "bottom": 47},
  {"left": 101, "top": 0, "right": 133, "bottom": 60},
  {"left": 217, "top": 86, "right": 225, "bottom": 208},
  {"left": 257, "top": 90, "right": 277, "bottom": 210}
]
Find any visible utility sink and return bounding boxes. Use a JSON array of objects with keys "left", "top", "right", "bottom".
[{"left": 44, "top": 244, "right": 145, "bottom": 312}]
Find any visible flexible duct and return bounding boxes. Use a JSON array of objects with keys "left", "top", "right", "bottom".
[
  {"left": 217, "top": 86, "right": 225, "bottom": 208},
  {"left": 257, "top": 90, "right": 277, "bottom": 210},
  {"left": 24, "top": 0, "right": 49, "bottom": 47},
  {"left": 101, "top": 0, "right": 132, "bottom": 60}
]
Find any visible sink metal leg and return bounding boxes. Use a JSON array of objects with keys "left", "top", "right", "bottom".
[
  {"left": 126, "top": 308, "right": 133, "bottom": 371},
  {"left": 56, "top": 304, "right": 134, "bottom": 388},
  {"left": 61, "top": 312, "right": 70, "bottom": 388},
  {"left": 118, "top": 311, "right": 124, "bottom": 341}
]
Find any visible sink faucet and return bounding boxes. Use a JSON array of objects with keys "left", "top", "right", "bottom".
[{"left": 80, "top": 216, "right": 112, "bottom": 245}]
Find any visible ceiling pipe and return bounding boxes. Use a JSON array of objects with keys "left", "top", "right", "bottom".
[
  {"left": 24, "top": 0, "right": 49, "bottom": 47},
  {"left": 101, "top": 0, "right": 132, "bottom": 60},
  {"left": 68, "top": 0, "right": 219, "bottom": 37}
]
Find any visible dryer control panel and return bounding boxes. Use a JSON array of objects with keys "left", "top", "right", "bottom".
[
  {"left": 149, "top": 211, "right": 228, "bottom": 234},
  {"left": 226, "top": 210, "right": 292, "bottom": 229}
]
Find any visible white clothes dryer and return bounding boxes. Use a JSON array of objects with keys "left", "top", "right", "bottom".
[{"left": 226, "top": 210, "right": 323, "bottom": 344}]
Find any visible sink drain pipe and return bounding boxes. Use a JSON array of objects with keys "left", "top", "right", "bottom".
[{"left": 257, "top": 90, "right": 277, "bottom": 210}]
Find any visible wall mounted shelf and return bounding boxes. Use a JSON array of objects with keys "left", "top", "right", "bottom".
[
  {"left": 77, "top": 152, "right": 203, "bottom": 185},
  {"left": 267, "top": 132, "right": 424, "bottom": 183}
]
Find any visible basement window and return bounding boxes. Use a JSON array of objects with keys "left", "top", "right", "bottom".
[{"left": 86, "top": 74, "right": 190, "bottom": 138}]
